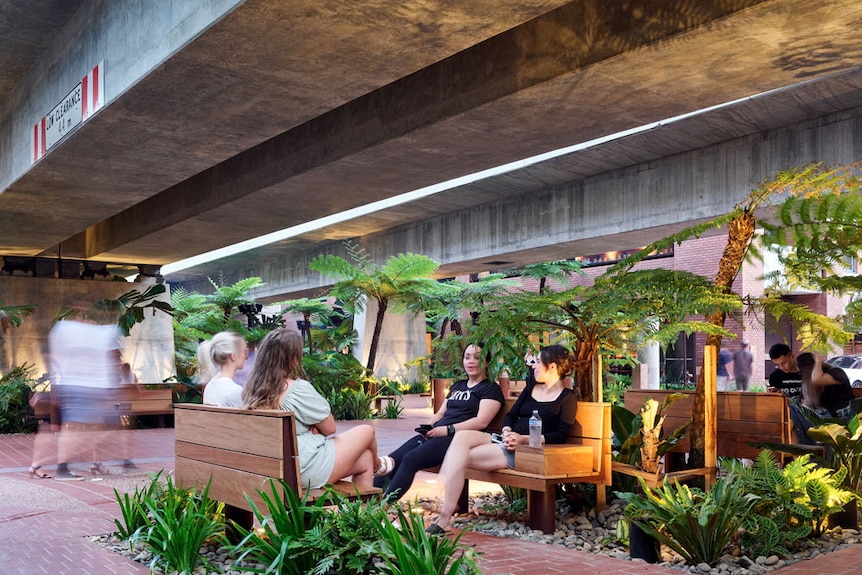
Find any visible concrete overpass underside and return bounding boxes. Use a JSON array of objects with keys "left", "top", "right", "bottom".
[{"left": 1, "top": 0, "right": 861, "bottom": 298}]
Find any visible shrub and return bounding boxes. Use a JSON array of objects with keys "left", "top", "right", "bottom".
[
  {"left": 113, "top": 470, "right": 167, "bottom": 540},
  {"left": 138, "top": 475, "right": 226, "bottom": 574},
  {"left": 375, "top": 506, "right": 482, "bottom": 575},
  {"left": 618, "top": 477, "right": 756, "bottom": 566},
  {"left": 0, "top": 364, "right": 38, "bottom": 434}
]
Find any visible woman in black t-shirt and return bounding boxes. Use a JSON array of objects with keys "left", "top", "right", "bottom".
[
  {"left": 373, "top": 344, "right": 505, "bottom": 500},
  {"left": 426, "top": 345, "right": 577, "bottom": 534}
]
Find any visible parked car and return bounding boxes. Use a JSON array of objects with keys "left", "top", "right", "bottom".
[{"left": 825, "top": 355, "right": 862, "bottom": 388}]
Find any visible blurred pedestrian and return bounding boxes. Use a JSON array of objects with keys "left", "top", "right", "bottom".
[
  {"left": 732, "top": 340, "right": 754, "bottom": 391},
  {"left": 49, "top": 319, "right": 122, "bottom": 480}
]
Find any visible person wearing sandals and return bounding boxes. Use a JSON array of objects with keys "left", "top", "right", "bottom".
[
  {"left": 242, "top": 329, "right": 392, "bottom": 487},
  {"left": 199, "top": 331, "right": 247, "bottom": 407},
  {"left": 48, "top": 318, "right": 124, "bottom": 481},
  {"left": 426, "top": 344, "right": 578, "bottom": 534},
  {"left": 374, "top": 343, "right": 505, "bottom": 500}
]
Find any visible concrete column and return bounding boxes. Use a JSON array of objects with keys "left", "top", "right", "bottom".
[
  {"left": 635, "top": 340, "right": 661, "bottom": 389},
  {"left": 352, "top": 297, "right": 426, "bottom": 383}
]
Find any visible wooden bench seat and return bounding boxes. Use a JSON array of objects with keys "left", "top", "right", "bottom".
[
  {"left": 433, "top": 399, "right": 612, "bottom": 534},
  {"left": 173, "top": 403, "right": 381, "bottom": 528},
  {"left": 115, "top": 384, "right": 174, "bottom": 427}
]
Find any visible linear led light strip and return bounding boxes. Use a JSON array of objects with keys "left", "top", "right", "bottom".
[{"left": 162, "top": 82, "right": 807, "bottom": 276}]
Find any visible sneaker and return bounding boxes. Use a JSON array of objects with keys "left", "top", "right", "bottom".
[{"left": 54, "top": 470, "right": 84, "bottom": 481}]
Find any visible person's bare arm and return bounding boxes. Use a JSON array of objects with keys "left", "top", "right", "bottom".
[
  {"left": 812, "top": 355, "right": 839, "bottom": 387},
  {"left": 314, "top": 413, "right": 337, "bottom": 436}
]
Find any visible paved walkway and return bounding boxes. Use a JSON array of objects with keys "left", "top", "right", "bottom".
[{"left": 1, "top": 395, "right": 861, "bottom": 574}]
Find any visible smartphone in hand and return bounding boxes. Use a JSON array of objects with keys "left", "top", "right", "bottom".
[{"left": 415, "top": 424, "right": 433, "bottom": 436}]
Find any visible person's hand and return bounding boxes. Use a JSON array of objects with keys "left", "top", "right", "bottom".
[
  {"left": 309, "top": 425, "right": 320, "bottom": 435},
  {"left": 502, "top": 430, "right": 522, "bottom": 451},
  {"left": 426, "top": 425, "right": 447, "bottom": 438},
  {"left": 767, "top": 386, "right": 779, "bottom": 393}
]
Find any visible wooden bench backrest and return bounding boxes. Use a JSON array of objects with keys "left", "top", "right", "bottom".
[
  {"left": 624, "top": 390, "right": 792, "bottom": 460},
  {"left": 490, "top": 398, "right": 611, "bottom": 478},
  {"left": 115, "top": 384, "right": 174, "bottom": 415},
  {"left": 174, "top": 403, "right": 301, "bottom": 511}
]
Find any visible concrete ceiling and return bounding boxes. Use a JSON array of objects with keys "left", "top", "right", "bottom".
[{"left": 2, "top": 0, "right": 862, "bottom": 286}]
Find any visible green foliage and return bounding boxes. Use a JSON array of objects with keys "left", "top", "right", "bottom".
[
  {"left": 138, "top": 475, "right": 226, "bottom": 575},
  {"left": 308, "top": 495, "right": 389, "bottom": 575},
  {"left": 374, "top": 506, "right": 482, "bottom": 575},
  {"left": 310, "top": 241, "right": 440, "bottom": 372},
  {"left": 381, "top": 398, "right": 405, "bottom": 419},
  {"left": 618, "top": 477, "right": 756, "bottom": 566},
  {"left": 602, "top": 373, "right": 632, "bottom": 405},
  {"left": 231, "top": 480, "right": 342, "bottom": 575},
  {"left": 0, "top": 298, "right": 36, "bottom": 334},
  {"left": 113, "top": 470, "right": 166, "bottom": 540},
  {"left": 303, "top": 350, "right": 376, "bottom": 420},
  {"left": 724, "top": 451, "right": 853, "bottom": 545},
  {"left": 55, "top": 284, "right": 173, "bottom": 337},
  {"left": 0, "top": 363, "right": 38, "bottom": 434},
  {"left": 807, "top": 414, "right": 862, "bottom": 493},
  {"left": 475, "top": 267, "right": 739, "bottom": 399}
]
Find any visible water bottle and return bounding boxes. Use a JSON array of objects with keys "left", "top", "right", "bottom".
[{"left": 529, "top": 410, "right": 542, "bottom": 447}]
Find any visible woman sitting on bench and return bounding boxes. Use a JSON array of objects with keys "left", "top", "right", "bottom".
[
  {"left": 199, "top": 331, "right": 247, "bottom": 408},
  {"left": 374, "top": 343, "right": 505, "bottom": 500},
  {"left": 242, "top": 329, "right": 391, "bottom": 488},
  {"left": 426, "top": 344, "right": 578, "bottom": 534}
]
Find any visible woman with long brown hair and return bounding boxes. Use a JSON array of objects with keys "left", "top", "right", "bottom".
[{"left": 242, "top": 329, "right": 391, "bottom": 488}]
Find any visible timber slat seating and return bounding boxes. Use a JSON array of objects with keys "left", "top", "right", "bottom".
[
  {"left": 173, "top": 403, "right": 381, "bottom": 523},
  {"left": 115, "top": 384, "right": 174, "bottom": 426},
  {"left": 623, "top": 389, "right": 811, "bottom": 465},
  {"left": 444, "top": 399, "right": 612, "bottom": 533}
]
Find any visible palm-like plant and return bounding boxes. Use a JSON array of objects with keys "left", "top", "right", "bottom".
[
  {"left": 606, "top": 163, "right": 861, "bottom": 470},
  {"left": 205, "top": 275, "right": 264, "bottom": 327},
  {"left": 478, "top": 268, "right": 739, "bottom": 400},
  {"left": 54, "top": 284, "right": 173, "bottom": 336},
  {"left": 0, "top": 299, "right": 36, "bottom": 335},
  {"left": 309, "top": 241, "right": 440, "bottom": 373},
  {"left": 278, "top": 297, "right": 332, "bottom": 353}
]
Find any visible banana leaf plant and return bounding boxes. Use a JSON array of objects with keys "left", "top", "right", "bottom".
[{"left": 807, "top": 413, "right": 862, "bottom": 495}]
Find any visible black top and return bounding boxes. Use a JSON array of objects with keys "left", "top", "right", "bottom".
[
  {"left": 769, "top": 369, "right": 803, "bottom": 402},
  {"left": 435, "top": 378, "right": 505, "bottom": 429},
  {"left": 502, "top": 387, "right": 578, "bottom": 444},
  {"left": 821, "top": 365, "right": 854, "bottom": 416}
]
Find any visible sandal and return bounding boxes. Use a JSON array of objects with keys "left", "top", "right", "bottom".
[
  {"left": 375, "top": 456, "right": 395, "bottom": 476},
  {"left": 28, "top": 466, "right": 52, "bottom": 479},
  {"left": 90, "top": 462, "right": 107, "bottom": 476}
]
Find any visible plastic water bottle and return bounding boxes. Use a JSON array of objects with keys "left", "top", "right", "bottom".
[{"left": 529, "top": 410, "right": 542, "bottom": 447}]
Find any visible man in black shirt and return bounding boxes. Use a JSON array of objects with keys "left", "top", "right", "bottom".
[{"left": 768, "top": 343, "right": 802, "bottom": 402}]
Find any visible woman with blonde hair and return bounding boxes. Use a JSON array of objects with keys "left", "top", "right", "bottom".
[
  {"left": 199, "top": 331, "right": 247, "bottom": 407},
  {"left": 242, "top": 329, "right": 391, "bottom": 488}
]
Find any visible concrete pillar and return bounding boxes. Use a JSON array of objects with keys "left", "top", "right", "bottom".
[
  {"left": 635, "top": 340, "right": 661, "bottom": 389},
  {"left": 352, "top": 297, "right": 425, "bottom": 383}
]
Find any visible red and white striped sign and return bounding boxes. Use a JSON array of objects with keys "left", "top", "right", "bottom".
[{"left": 32, "top": 61, "right": 104, "bottom": 164}]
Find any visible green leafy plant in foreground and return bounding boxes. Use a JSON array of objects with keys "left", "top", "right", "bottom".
[
  {"left": 618, "top": 477, "right": 756, "bottom": 566},
  {"left": 307, "top": 494, "right": 389, "bottom": 575},
  {"left": 113, "top": 470, "right": 166, "bottom": 540},
  {"left": 138, "top": 475, "right": 225, "bottom": 575},
  {"left": 231, "top": 479, "right": 330, "bottom": 575},
  {"left": 0, "top": 363, "right": 38, "bottom": 434},
  {"left": 375, "top": 506, "right": 482, "bottom": 575}
]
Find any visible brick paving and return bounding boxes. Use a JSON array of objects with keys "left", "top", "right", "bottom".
[{"left": 1, "top": 395, "right": 861, "bottom": 574}]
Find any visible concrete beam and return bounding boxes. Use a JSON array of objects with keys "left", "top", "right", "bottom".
[{"left": 179, "top": 103, "right": 862, "bottom": 300}]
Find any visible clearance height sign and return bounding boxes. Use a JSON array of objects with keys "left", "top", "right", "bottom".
[{"left": 32, "top": 61, "right": 104, "bottom": 164}]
